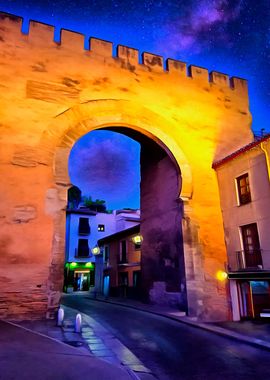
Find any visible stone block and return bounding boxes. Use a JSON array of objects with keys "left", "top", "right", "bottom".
[
  {"left": 142, "top": 52, "right": 163, "bottom": 71},
  {"left": 12, "top": 206, "right": 37, "bottom": 224}
]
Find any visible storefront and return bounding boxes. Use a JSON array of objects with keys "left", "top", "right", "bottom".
[
  {"left": 229, "top": 272, "right": 270, "bottom": 319},
  {"left": 64, "top": 262, "right": 95, "bottom": 292}
]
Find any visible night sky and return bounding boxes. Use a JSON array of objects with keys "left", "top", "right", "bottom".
[{"left": 1, "top": 1, "right": 269, "bottom": 209}]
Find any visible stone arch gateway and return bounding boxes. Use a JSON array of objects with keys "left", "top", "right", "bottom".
[
  {"left": 0, "top": 12, "right": 253, "bottom": 321},
  {"left": 43, "top": 101, "right": 190, "bottom": 317}
]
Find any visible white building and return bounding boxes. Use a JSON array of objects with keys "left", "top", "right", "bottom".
[
  {"left": 213, "top": 135, "right": 270, "bottom": 320},
  {"left": 64, "top": 207, "right": 140, "bottom": 292}
]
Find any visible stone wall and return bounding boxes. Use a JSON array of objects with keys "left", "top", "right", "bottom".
[
  {"left": 0, "top": 11, "right": 253, "bottom": 320},
  {"left": 140, "top": 140, "right": 185, "bottom": 306}
]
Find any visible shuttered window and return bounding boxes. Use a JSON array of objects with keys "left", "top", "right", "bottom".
[{"left": 237, "top": 174, "right": 251, "bottom": 205}]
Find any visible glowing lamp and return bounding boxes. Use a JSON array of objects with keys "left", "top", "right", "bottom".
[
  {"left": 92, "top": 246, "right": 100, "bottom": 255},
  {"left": 85, "top": 262, "right": 93, "bottom": 268},
  {"left": 132, "top": 235, "right": 142, "bottom": 245},
  {"left": 70, "top": 262, "right": 77, "bottom": 268},
  {"left": 216, "top": 270, "right": 228, "bottom": 281}
]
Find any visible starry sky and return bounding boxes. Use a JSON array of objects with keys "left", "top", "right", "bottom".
[
  {"left": 69, "top": 131, "right": 141, "bottom": 210},
  {"left": 1, "top": 1, "right": 269, "bottom": 209}
]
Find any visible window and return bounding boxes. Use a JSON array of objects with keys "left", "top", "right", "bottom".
[
  {"left": 78, "top": 217, "right": 90, "bottom": 235},
  {"left": 98, "top": 224, "right": 105, "bottom": 232},
  {"left": 133, "top": 271, "right": 141, "bottom": 288},
  {"left": 240, "top": 223, "right": 262, "bottom": 268},
  {"left": 104, "top": 246, "right": 109, "bottom": 263},
  {"left": 237, "top": 173, "right": 251, "bottom": 205},
  {"left": 76, "top": 239, "right": 90, "bottom": 257},
  {"left": 241, "top": 223, "right": 260, "bottom": 253},
  {"left": 119, "top": 272, "right": 128, "bottom": 286},
  {"left": 119, "top": 240, "right": 127, "bottom": 263}
]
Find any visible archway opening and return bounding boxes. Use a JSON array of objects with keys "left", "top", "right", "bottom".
[{"left": 63, "top": 126, "right": 187, "bottom": 309}]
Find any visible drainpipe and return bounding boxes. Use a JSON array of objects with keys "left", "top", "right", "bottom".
[{"left": 260, "top": 142, "right": 270, "bottom": 181}]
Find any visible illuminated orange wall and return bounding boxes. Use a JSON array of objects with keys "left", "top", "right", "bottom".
[{"left": 0, "top": 12, "right": 253, "bottom": 320}]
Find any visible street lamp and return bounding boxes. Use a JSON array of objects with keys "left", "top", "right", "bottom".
[
  {"left": 92, "top": 246, "right": 101, "bottom": 256},
  {"left": 216, "top": 270, "right": 228, "bottom": 281},
  {"left": 131, "top": 234, "right": 143, "bottom": 245}
]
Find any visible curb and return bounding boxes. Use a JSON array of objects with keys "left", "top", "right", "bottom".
[
  {"left": 62, "top": 305, "right": 151, "bottom": 380},
  {"left": 86, "top": 296, "right": 270, "bottom": 352}
]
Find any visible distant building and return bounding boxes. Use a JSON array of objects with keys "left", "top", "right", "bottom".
[
  {"left": 64, "top": 207, "right": 140, "bottom": 292},
  {"left": 96, "top": 224, "right": 142, "bottom": 298},
  {"left": 213, "top": 135, "right": 270, "bottom": 320}
]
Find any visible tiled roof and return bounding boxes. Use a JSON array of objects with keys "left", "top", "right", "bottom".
[
  {"left": 212, "top": 134, "right": 270, "bottom": 169},
  {"left": 98, "top": 224, "right": 140, "bottom": 245}
]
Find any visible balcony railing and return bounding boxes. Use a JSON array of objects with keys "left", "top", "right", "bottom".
[{"left": 235, "top": 249, "right": 263, "bottom": 270}]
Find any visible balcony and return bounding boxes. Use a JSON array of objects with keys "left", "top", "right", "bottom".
[{"left": 234, "top": 249, "right": 263, "bottom": 271}]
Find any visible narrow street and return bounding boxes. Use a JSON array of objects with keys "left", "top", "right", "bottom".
[{"left": 62, "top": 294, "right": 270, "bottom": 380}]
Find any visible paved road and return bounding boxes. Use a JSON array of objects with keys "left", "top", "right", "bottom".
[{"left": 62, "top": 294, "right": 270, "bottom": 380}]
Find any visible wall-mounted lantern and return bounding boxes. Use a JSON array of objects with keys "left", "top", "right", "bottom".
[
  {"left": 132, "top": 234, "right": 143, "bottom": 244},
  {"left": 216, "top": 270, "right": 228, "bottom": 282},
  {"left": 91, "top": 246, "right": 101, "bottom": 255}
]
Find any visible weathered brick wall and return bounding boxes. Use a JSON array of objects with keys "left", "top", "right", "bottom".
[{"left": 0, "top": 11, "right": 253, "bottom": 320}]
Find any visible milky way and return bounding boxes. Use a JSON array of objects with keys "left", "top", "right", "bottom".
[{"left": 1, "top": 0, "right": 269, "bottom": 132}]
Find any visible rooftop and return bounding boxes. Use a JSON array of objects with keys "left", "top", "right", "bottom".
[{"left": 98, "top": 224, "right": 140, "bottom": 245}]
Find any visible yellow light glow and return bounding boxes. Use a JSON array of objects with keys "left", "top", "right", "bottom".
[
  {"left": 85, "top": 262, "right": 93, "bottom": 268},
  {"left": 132, "top": 235, "right": 142, "bottom": 244},
  {"left": 92, "top": 246, "right": 100, "bottom": 255},
  {"left": 70, "top": 262, "right": 77, "bottom": 268},
  {"left": 216, "top": 270, "right": 228, "bottom": 281}
]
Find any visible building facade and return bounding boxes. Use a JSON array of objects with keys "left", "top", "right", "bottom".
[
  {"left": 96, "top": 225, "right": 142, "bottom": 298},
  {"left": 214, "top": 135, "right": 270, "bottom": 320},
  {"left": 64, "top": 208, "right": 140, "bottom": 292}
]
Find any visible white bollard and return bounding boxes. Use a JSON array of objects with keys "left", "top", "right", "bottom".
[
  {"left": 57, "top": 307, "right": 64, "bottom": 326},
  {"left": 75, "top": 313, "right": 82, "bottom": 333}
]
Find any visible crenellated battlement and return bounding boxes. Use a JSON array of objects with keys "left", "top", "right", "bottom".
[
  {"left": 0, "top": 10, "right": 254, "bottom": 322},
  {"left": 0, "top": 11, "right": 248, "bottom": 96}
]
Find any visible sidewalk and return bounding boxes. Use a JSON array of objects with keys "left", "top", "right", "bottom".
[
  {"left": 86, "top": 294, "right": 270, "bottom": 351},
  {"left": 60, "top": 305, "right": 153, "bottom": 379},
  {"left": 0, "top": 319, "right": 138, "bottom": 380}
]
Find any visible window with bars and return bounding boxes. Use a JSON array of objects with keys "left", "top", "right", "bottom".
[{"left": 236, "top": 173, "right": 251, "bottom": 205}]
